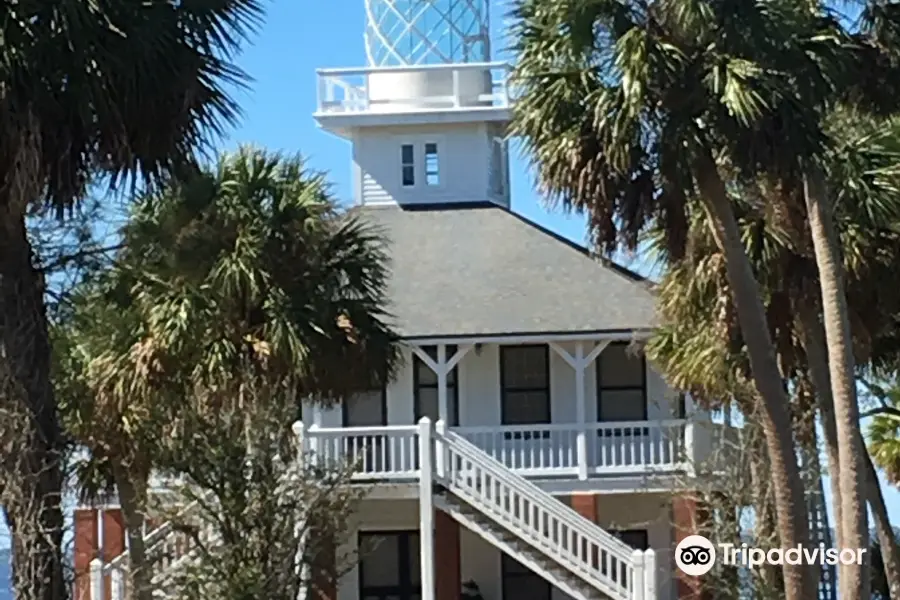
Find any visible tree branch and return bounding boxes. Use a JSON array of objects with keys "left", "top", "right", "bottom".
[{"left": 38, "top": 243, "right": 125, "bottom": 274}]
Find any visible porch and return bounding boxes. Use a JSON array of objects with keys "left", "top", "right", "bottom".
[
  {"left": 301, "top": 334, "right": 717, "bottom": 484},
  {"left": 299, "top": 418, "right": 714, "bottom": 483}
]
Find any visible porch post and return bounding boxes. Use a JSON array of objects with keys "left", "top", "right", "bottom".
[
  {"left": 90, "top": 558, "right": 103, "bottom": 600},
  {"left": 436, "top": 344, "right": 448, "bottom": 423},
  {"left": 418, "top": 417, "right": 436, "bottom": 600},
  {"left": 574, "top": 342, "right": 589, "bottom": 480},
  {"left": 310, "top": 405, "right": 323, "bottom": 454}
]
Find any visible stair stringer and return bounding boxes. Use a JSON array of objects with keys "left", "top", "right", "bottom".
[
  {"left": 434, "top": 494, "right": 612, "bottom": 600},
  {"left": 434, "top": 428, "right": 641, "bottom": 600}
]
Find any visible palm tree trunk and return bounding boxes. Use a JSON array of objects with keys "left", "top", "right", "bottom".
[
  {"left": 797, "top": 303, "right": 844, "bottom": 552},
  {"left": 0, "top": 208, "right": 67, "bottom": 600},
  {"left": 803, "top": 169, "right": 870, "bottom": 599},
  {"left": 798, "top": 301, "right": 900, "bottom": 599},
  {"left": 113, "top": 465, "right": 153, "bottom": 600},
  {"left": 865, "top": 448, "right": 900, "bottom": 599},
  {"left": 693, "top": 146, "right": 815, "bottom": 600}
]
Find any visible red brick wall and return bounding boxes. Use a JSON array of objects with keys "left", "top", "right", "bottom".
[
  {"left": 73, "top": 509, "right": 99, "bottom": 600},
  {"left": 435, "top": 510, "right": 461, "bottom": 600},
  {"left": 72, "top": 508, "right": 127, "bottom": 600},
  {"left": 569, "top": 494, "right": 598, "bottom": 522}
]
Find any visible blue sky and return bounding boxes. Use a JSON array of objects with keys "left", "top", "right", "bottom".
[{"left": 1, "top": 0, "right": 897, "bottom": 552}]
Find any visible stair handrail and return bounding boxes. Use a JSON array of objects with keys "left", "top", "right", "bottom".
[
  {"left": 98, "top": 489, "right": 215, "bottom": 577},
  {"left": 435, "top": 426, "right": 638, "bottom": 598},
  {"left": 438, "top": 427, "right": 635, "bottom": 555}
]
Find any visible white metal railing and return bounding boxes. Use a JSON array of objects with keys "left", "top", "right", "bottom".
[
  {"left": 315, "top": 62, "right": 511, "bottom": 115},
  {"left": 434, "top": 424, "right": 655, "bottom": 600}
]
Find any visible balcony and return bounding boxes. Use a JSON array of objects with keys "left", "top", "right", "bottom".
[
  {"left": 313, "top": 62, "right": 512, "bottom": 135},
  {"left": 296, "top": 420, "right": 720, "bottom": 484}
]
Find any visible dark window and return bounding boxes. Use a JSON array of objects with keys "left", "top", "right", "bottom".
[
  {"left": 359, "top": 531, "right": 421, "bottom": 600},
  {"left": 602, "top": 529, "right": 649, "bottom": 586},
  {"left": 611, "top": 529, "right": 649, "bottom": 551},
  {"left": 501, "top": 554, "right": 551, "bottom": 600},
  {"left": 501, "top": 345, "right": 550, "bottom": 439},
  {"left": 597, "top": 343, "right": 647, "bottom": 436},
  {"left": 401, "top": 144, "right": 415, "bottom": 187},
  {"left": 413, "top": 345, "right": 459, "bottom": 426},
  {"left": 424, "top": 143, "right": 439, "bottom": 186},
  {"left": 676, "top": 392, "right": 687, "bottom": 419},
  {"left": 343, "top": 384, "right": 387, "bottom": 426},
  {"left": 343, "top": 381, "right": 388, "bottom": 472}
]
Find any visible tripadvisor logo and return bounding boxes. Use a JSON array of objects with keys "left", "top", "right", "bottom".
[
  {"left": 675, "top": 535, "right": 867, "bottom": 577},
  {"left": 675, "top": 535, "right": 716, "bottom": 576}
]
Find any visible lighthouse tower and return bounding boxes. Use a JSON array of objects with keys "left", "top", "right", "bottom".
[{"left": 314, "top": 0, "right": 511, "bottom": 207}]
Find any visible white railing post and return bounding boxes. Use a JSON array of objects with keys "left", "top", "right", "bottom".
[
  {"left": 643, "top": 549, "right": 657, "bottom": 599},
  {"left": 684, "top": 422, "right": 696, "bottom": 476},
  {"left": 631, "top": 550, "right": 645, "bottom": 600},
  {"left": 111, "top": 568, "right": 125, "bottom": 600},
  {"left": 452, "top": 69, "right": 460, "bottom": 107},
  {"left": 316, "top": 74, "right": 326, "bottom": 112},
  {"left": 90, "top": 558, "right": 104, "bottom": 600},
  {"left": 292, "top": 421, "right": 305, "bottom": 453},
  {"left": 435, "top": 420, "right": 447, "bottom": 479},
  {"left": 292, "top": 420, "right": 307, "bottom": 477},
  {"left": 417, "top": 417, "right": 436, "bottom": 600},
  {"left": 574, "top": 343, "right": 589, "bottom": 480},
  {"left": 308, "top": 423, "right": 320, "bottom": 456}
]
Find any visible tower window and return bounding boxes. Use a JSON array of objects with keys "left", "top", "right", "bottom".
[
  {"left": 491, "top": 138, "right": 506, "bottom": 196},
  {"left": 425, "top": 142, "right": 439, "bottom": 186},
  {"left": 401, "top": 144, "right": 415, "bottom": 187}
]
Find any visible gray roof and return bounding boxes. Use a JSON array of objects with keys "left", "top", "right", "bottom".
[{"left": 357, "top": 203, "right": 658, "bottom": 339}]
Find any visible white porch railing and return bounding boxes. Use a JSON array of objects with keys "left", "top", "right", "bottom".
[
  {"left": 315, "top": 62, "right": 511, "bottom": 114},
  {"left": 303, "top": 424, "right": 421, "bottom": 481},
  {"left": 300, "top": 420, "right": 693, "bottom": 480}
]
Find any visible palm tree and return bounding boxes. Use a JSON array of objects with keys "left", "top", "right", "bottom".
[
  {"left": 58, "top": 147, "right": 399, "bottom": 600},
  {"left": 867, "top": 385, "right": 900, "bottom": 487},
  {"left": 509, "top": 2, "right": 900, "bottom": 596},
  {"left": 644, "top": 113, "right": 900, "bottom": 598},
  {"left": 0, "top": 4, "right": 262, "bottom": 598}
]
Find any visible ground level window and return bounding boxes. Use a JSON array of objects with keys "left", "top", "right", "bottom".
[
  {"left": 501, "top": 554, "right": 551, "bottom": 600},
  {"left": 603, "top": 529, "right": 649, "bottom": 586},
  {"left": 611, "top": 529, "right": 649, "bottom": 551},
  {"left": 359, "top": 531, "right": 421, "bottom": 600}
]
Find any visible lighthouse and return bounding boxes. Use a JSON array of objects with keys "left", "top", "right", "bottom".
[{"left": 313, "top": 0, "right": 511, "bottom": 208}]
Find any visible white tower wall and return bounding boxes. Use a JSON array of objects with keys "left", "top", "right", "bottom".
[
  {"left": 315, "top": 0, "right": 511, "bottom": 209},
  {"left": 352, "top": 123, "right": 509, "bottom": 207}
]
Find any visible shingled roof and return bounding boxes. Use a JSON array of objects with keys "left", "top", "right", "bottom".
[{"left": 356, "top": 203, "right": 658, "bottom": 339}]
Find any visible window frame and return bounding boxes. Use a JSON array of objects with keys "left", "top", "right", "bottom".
[
  {"left": 610, "top": 529, "right": 650, "bottom": 551},
  {"left": 500, "top": 344, "right": 551, "bottom": 439},
  {"left": 412, "top": 345, "right": 459, "bottom": 426},
  {"left": 358, "top": 530, "right": 421, "bottom": 600},
  {"left": 490, "top": 137, "right": 508, "bottom": 197},
  {"left": 400, "top": 143, "right": 416, "bottom": 188},
  {"left": 423, "top": 142, "right": 440, "bottom": 187},
  {"left": 501, "top": 554, "right": 551, "bottom": 600},
  {"left": 596, "top": 342, "right": 648, "bottom": 436}
]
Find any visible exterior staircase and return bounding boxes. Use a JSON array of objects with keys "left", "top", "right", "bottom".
[
  {"left": 432, "top": 422, "right": 656, "bottom": 600},
  {"left": 89, "top": 419, "right": 659, "bottom": 600}
]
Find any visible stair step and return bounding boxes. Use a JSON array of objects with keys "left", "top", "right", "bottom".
[{"left": 440, "top": 494, "right": 626, "bottom": 600}]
